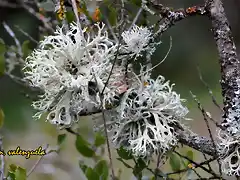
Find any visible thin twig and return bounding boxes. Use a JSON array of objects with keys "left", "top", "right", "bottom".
[
  {"left": 99, "top": 40, "right": 122, "bottom": 180},
  {"left": 190, "top": 91, "right": 222, "bottom": 176},
  {"left": 192, "top": 168, "right": 202, "bottom": 178},
  {"left": 167, "top": 157, "right": 215, "bottom": 176},
  {"left": 14, "top": 25, "right": 38, "bottom": 44},
  {"left": 104, "top": 18, "right": 119, "bottom": 43},
  {"left": 130, "top": 8, "right": 143, "bottom": 29},
  {"left": 71, "top": 0, "right": 82, "bottom": 35},
  {"left": 202, "top": 152, "right": 213, "bottom": 175},
  {"left": 196, "top": 66, "right": 222, "bottom": 111},
  {"left": 27, "top": 144, "right": 49, "bottom": 177},
  {"left": 3, "top": 22, "right": 22, "bottom": 56},
  {"left": 21, "top": 4, "right": 54, "bottom": 33},
  {"left": 190, "top": 91, "right": 221, "bottom": 128},
  {"left": 134, "top": 36, "right": 172, "bottom": 79},
  {"left": 174, "top": 151, "right": 222, "bottom": 179}
]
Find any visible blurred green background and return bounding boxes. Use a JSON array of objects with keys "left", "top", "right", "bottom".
[{"left": 0, "top": 0, "right": 240, "bottom": 179}]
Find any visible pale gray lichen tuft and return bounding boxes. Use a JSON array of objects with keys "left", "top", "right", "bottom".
[
  {"left": 104, "top": 70, "right": 189, "bottom": 158},
  {"left": 23, "top": 22, "right": 124, "bottom": 128}
]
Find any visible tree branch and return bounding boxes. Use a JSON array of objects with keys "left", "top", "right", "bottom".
[
  {"left": 145, "top": 0, "right": 240, "bottom": 160},
  {"left": 176, "top": 128, "right": 216, "bottom": 157},
  {"left": 205, "top": 0, "right": 240, "bottom": 128},
  {"left": 149, "top": 1, "right": 207, "bottom": 35}
]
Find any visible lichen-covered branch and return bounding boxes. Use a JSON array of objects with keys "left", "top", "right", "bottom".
[
  {"left": 205, "top": 0, "right": 240, "bottom": 127},
  {"left": 148, "top": 1, "right": 207, "bottom": 35},
  {"left": 149, "top": 0, "right": 240, "bottom": 175},
  {"left": 204, "top": 0, "right": 240, "bottom": 176},
  {"left": 176, "top": 129, "right": 216, "bottom": 157}
]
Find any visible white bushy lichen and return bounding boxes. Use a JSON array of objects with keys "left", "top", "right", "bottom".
[
  {"left": 23, "top": 22, "right": 125, "bottom": 127},
  {"left": 106, "top": 70, "right": 188, "bottom": 158},
  {"left": 218, "top": 128, "right": 240, "bottom": 176},
  {"left": 121, "top": 25, "right": 156, "bottom": 58}
]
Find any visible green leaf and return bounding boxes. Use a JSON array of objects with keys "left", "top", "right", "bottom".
[
  {"left": 75, "top": 135, "right": 95, "bottom": 157},
  {"left": 57, "top": 134, "right": 67, "bottom": 145},
  {"left": 182, "top": 150, "right": 194, "bottom": 167},
  {"left": 15, "top": 167, "right": 26, "bottom": 180},
  {"left": 21, "top": 40, "right": 32, "bottom": 59},
  {"left": 94, "top": 132, "right": 106, "bottom": 147},
  {"left": 94, "top": 160, "right": 109, "bottom": 180},
  {"left": 85, "top": 167, "right": 100, "bottom": 180},
  {"left": 7, "top": 165, "right": 26, "bottom": 180},
  {"left": 79, "top": 161, "right": 88, "bottom": 173},
  {"left": 0, "top": 108, "right": 4, "bottom": 129},
  {"left": 117, "top": 146, "right": 133, "bottom": 160},
  {"left": 169, "top": 153, "right": 181, "bottom": 172},
  {"left": 133, "top": 158, "right": 146, "bottom": 178},
  {"left": 7, "top": 172, "right": 15, "bottom": 180},
  {"left": 9, "top": 164, "right": 17, "bottom": 172},
  {"left": 136, "top": 158, "right": 146, "bottom": 169},
  {"left": 66, "top": 11, "right": 75, "bottom": 23}
]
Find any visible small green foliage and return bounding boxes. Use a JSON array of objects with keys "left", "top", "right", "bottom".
[
  {"left": 57, "top": 133, "right": 67, "bottom": 145},
  {"left": 182, "top": 150, "right": 194, "bottom": 168},
  {"left": 75, "top": 135, "right": 95, "bottom": 157},
  {"left": 169, "top": 153, "right": 181, "bottom": 172},
  {"left": 79, "top": 161, "right": 88, "bottom": 172},
  {"left": 15, "top": 167, "right": 27, "bottom": 180},
  {"left": 21, "top": 40, "right": 32, "bottom": 59},
  {"left": 85, "top": 167, "right": 100, "bottom": 180},
  {"left": 94, "top": 132, "right": 106, "bottom": 147},
  {"left": 7, "top": 164, "right": 26, "bottom": 180},
  {"left": 117, "top": 146, "right": 133, "bottom": 160},
  {"left": 7, "top": 172, "right": 16, "bottom": 180},
  {"left": 9, "top": 164, "right": 18, "bottom": 172},
  {"left": 133, "top": 158, "right": 147, "bottom": 178},
  {"left": 65, "top": 11, "right": 75, "bottom": 23},
  {"left": 0, "top": 38, "right": 6, "bottom": 75},
  {"left": 94, "top": 160, "right": 109, "bottom": 180},
  {"left": 80, "top": 159, "right": 108, "bottom": 179}
]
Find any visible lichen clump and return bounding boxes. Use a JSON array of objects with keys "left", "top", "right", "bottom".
[
  {"left": 23, "top": 21, "right": 188, "bottom": 158},
  {"left": 109, "top": 72, "right": 188, "bottom": 157}
]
